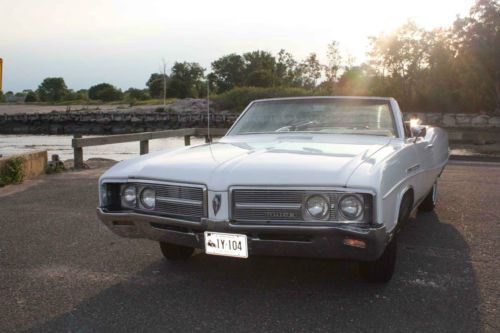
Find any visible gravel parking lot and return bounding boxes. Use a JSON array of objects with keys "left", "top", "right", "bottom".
[{"left": 0, "top": 161, "right": 498, "bottom": 332}]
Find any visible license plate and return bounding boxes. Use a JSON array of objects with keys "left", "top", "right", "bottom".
[{"left": 204, "top": 232, "right": 248, "bottom": 258}]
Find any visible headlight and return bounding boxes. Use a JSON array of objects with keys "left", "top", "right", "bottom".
[
  {"left": 305, "top": 195, "right": 329, "bottom": 219},
  {"left": 121, "top": 185, "right": 137, "bottom": 207},
  {"left": 140, "top": 187, "right": 156, "bottom": 209},
  {"left": 339, "top": 195, "right": 363, "bottom": 220}
]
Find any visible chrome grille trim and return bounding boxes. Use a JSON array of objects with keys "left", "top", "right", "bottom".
[
  {"left": 234, "top": 203, "right": 302, "bottom": 209},
  {"left": 127, "top": 180, "right": 207, "bottom": 221},
  {"left": 232, "top": 188, "right": 339, "bottom": 222},
  {"left": 230, "top": 186, "right": 374, "bottom": 224},
  {"left": 156, "top": 197, "right": 202, "bottom": 206}
]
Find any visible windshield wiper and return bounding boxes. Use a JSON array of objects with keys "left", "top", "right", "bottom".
[{"left": 275, "top": 120, "right": 319, "bottom": 132}]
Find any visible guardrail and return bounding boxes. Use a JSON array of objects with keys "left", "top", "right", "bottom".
[{"left": 71, "top": 128, "right": 228, "bottom": 169}]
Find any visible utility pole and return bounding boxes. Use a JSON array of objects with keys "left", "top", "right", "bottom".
[
  {"left": 161, "top": 59, "right": 167, "bottom": 112},
  {"left": 0, "top": 58, "right": 3, "bottom": 92}
]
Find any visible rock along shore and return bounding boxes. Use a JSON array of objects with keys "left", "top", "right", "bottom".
[
  {"left": 0, "top": 110, "right": 239, "bottom": 135},
  {"left": 0, "top": 107, "right": 499, "bottom": 139}
]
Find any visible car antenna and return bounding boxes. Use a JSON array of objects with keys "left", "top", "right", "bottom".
[{"left": 207, "top": 79, "right": 211, "bottom": 144}]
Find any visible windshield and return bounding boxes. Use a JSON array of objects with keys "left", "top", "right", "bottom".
[{"left": 228, "top": 98, "right": 396, "bottom": 137}]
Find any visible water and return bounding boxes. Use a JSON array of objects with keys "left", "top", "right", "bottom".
[{"left": 0, "top": 135, "right": 207, "bottom": 161}]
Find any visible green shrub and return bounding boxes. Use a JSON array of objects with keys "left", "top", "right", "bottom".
[
  {"left": 212, "top": 86, "right": 313, "bottom": 112},
  {"left": 45, "top": 161, "right": 65, "bottom": 174},
  {"left": 88, "top": 83, "right": 123, "bottom": 102},
  {"left": 0, "top": 157, "right": 25, "bottom": 186},
  {"left": 25, "top": 90, "right": 38, "bottom": 102}
]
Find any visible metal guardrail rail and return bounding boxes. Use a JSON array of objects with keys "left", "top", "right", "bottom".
[{"left": 71, "top": 128, "right": 228, "bottom": 169}]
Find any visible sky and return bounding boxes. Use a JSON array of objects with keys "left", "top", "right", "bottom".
[{"left": 0, "top": 0, "right": 476, "bottom": 92}]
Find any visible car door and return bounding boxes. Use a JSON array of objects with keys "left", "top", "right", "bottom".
[{"left": 411, "top": 135, "right": 434, "bottom": 202}]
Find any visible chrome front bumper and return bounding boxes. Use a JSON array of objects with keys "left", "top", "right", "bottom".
[{"left": 97, "top": 208, "right": 388, "bottom": 261}]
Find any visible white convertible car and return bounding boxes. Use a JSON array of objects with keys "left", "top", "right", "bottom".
[{"left": 97, "top": 97, "right": 448, "bottom": 282}]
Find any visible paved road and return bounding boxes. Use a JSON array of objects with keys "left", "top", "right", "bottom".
[{"left": 0, "top": 162, "right": 499, "bottom": 332}]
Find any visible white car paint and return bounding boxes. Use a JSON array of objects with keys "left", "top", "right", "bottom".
[{"left": 100, "top": 97, "right": 449, "bottom": 233}]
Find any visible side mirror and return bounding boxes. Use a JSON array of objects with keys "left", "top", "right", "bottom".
[{"left": 410, "top": 125, "right": 426, "bottom": 142}]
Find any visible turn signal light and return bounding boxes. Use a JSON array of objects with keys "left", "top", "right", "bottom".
[{"left": 343, "top": 238, "right": 366, "bottom": 249}]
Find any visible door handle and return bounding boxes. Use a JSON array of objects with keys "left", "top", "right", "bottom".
[{"left": 425, "top": 144, "right": 434, "bottom": 149}]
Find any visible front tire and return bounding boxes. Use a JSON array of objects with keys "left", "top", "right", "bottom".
[
  {"left": 159, "top": 242, "right": 194, "bottom": 261},
  {"left": 419, "top": 182, "right": 437, "bottom": 212},
  {"left": 359, "top": 237, "right": 397, "bottom": 283},
  {"left": 358, "top": 191, "right": 411, "bottom": 283}
]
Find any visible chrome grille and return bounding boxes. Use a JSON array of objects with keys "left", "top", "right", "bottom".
[
  {"left": 136, "top": 183, "right": 205, "bottom": 221},
  {"left": 232, "top": 189, "right": 339, "bottom": 223}
]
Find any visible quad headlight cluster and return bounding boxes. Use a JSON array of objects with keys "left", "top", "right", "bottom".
[
  {"left": 121, "top": 184, "right": 156, "bottom": 210},
  {"left": 303, "top": 193, "right": 367, "bottom": 222}
]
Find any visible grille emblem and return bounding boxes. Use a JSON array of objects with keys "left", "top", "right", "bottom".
[{"left": 212, "top": 194, "right": 221, "bottom": 216}]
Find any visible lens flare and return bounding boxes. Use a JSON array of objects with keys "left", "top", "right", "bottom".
[{"left": 410, "top": 118, "right": 421, "bottom": 127}]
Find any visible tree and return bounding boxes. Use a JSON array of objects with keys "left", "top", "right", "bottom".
[
  {"left": 243, "top": 51, "right": 276, "bottom": 87},
  {"left": 126, "top": 88, "right": 150, "bottom": 101},
  {"left": 24, "top": 90, "right": 38, "bottom": 102},
  {"left": 210, "top": 53, "right": 245, "bottom": 93},
  {"left": 368, "top": 20, "right": 429, "bottom": 108},
  {"left": 245, "top": 70, "right": 275, "bottom": 87},
  {"left": 76, "top": 89, "right": 89, "bottom": 100},
  {"left": 146, "top": 73, "right": 169, "bottom": 98},
  {"left": 300, "top": 53, "right": 322, "bottom": 89},
  {"left": 275, "top": 49, "right": 304, "bottom": 87},
  {"left": 417, "top": 28, "right": 460, "bottom": 111},
  {"left": 166, "top": 62, "right": 205, "bottom": 98},
  {"left": 452, "top": 0, "right": 500, "bottom": 110},
  {"left": 335, "top": 64, "right": 376, "bottom": 96},
  {"left": 88, "top": 83, "right": 123, "bottom": 102},
  {"left": 36, "top": 77, "right": 69, "bottom": 102},
  {"left": 324, "top": 41, "right": 343, "bottom": 90}
]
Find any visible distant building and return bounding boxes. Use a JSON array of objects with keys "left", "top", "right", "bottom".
[{"left": 5, "top": 95, "right": 26, "bottom": 103}]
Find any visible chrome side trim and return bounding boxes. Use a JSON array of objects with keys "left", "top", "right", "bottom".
[
  {"left": 406, "top": 164, "right": 420, "bottom": 173},
  {"left": 383, "top": 159, "right": 448, "bottom": 200}
]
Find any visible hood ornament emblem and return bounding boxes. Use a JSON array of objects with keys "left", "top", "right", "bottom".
[{"left": 212, "top": 194, "right": 221, "bottom": 216}]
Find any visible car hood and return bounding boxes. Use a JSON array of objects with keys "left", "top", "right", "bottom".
[{"left": 103, "top": 134, "right": 393, "bottom": 191}]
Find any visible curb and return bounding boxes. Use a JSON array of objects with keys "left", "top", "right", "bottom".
[{"left": 450, "top": 154, "right": 500, "bottom": 163}]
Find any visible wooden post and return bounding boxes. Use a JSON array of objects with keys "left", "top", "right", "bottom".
[
  {"left": 184, "top": 135, "right": 191, "bottom": 146},
  {"left": 73, "top": 134, "right": 84, "bottom": 169},
  {"left": 139, "top": 140, "right": 149, "bottom": 155}
]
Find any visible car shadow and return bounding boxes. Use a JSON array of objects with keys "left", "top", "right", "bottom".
[{"left": 28, "top": 212, "right": 480, "bottom": 332}]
